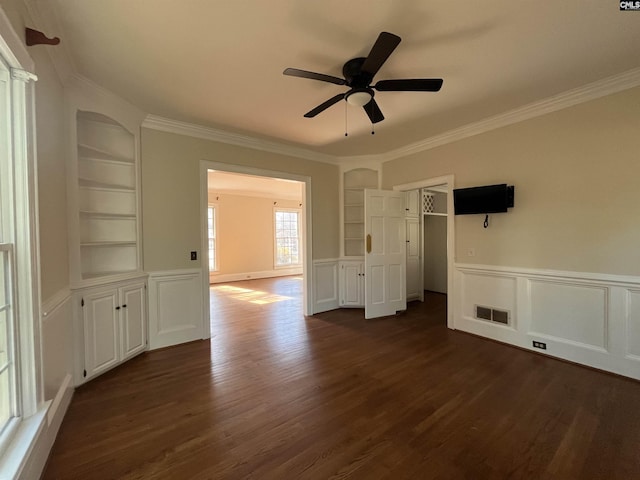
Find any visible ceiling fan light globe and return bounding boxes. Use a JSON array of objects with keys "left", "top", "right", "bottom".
[{"left": 346, "top": 91, "right": 372, "bottom": 107}]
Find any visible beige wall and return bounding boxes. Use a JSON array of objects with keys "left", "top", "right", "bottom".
[
  {"left": 208, "top": 192, "right": 301, "bottom": 275},
  {"left": 382, "top": 86, "right": 640, "bottom": 276},
  {"left": 141, "top": 128, "right": 340, "bottom": 271},
  {"left": 1, "top": 0, "right": 70, "bottom": 300}
]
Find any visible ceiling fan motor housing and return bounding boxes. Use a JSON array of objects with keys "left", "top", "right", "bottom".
[{"left": 343, "top": 57, "right": 373, "bottom": 88}]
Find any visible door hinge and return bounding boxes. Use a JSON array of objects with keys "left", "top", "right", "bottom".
[{"left": 81, "top": 298, "right": 84, "bottom": 307}]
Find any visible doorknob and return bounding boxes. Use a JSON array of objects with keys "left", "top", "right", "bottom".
[{"left": 366, "top": 234, "right": 372, "bottom": 254}]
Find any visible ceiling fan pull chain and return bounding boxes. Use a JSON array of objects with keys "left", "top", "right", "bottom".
[
  {"left": 344, "top": 100, "right": 348, "bottom": 137},
  {"left": 370, "top": 102, "right": 375, "bottom": 135}
]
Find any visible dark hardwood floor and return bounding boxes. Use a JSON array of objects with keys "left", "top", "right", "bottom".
[{"left": 43, "top": 277, "right": 640, "bottom": 479}]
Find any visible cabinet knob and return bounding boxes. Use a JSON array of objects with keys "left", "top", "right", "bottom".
[
  {"left": 122, "top": 304, "right": 127, "bottom": 308},
  {"left": 115, "top": 306, "right": 120, "bottom": 310}
]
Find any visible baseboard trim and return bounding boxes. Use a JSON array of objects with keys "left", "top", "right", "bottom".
[{"left": 210, "top": 268, "right": 302, "bottom": 284}]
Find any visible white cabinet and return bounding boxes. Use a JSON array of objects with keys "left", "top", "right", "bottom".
[
  {"left": 405, "top": 190, "right": 420, "bottom": 218},
  {"left": 120, "top": 283, "right": 146, "bottom": 360},
  {"left": 80, "top": 280, "right": 146, "bottom": 382},
  {"left": 339, "top": 260, "right": 364, "bottom": 307},
  {"left": 82, "top": 288, "right": 119, "bottom": 379}
]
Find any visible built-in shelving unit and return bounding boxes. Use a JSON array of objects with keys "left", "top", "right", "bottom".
[
  {"left": 422, "top": 188, "right": 448, "bottom": 216},
  {"left": 75, "top": 111, "right": 139, "bottom": 280},
  {"left": 343, "top": 168, "right": 378, "bottom": 257}
]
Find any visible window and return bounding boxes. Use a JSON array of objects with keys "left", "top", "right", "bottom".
[
  {"left": 0, "top": 58, "right": 17, "bottom": 439},
  {"left": 0, "top": 245, "right": 15, "bottom": 436},
  {"left": 208, "top": 205, "right": 217, "bottom": 271},
  {"left": 274, "top": 209, "right": 301, "bottom": 267},
  {"left": 0, "top": 22, "right": 41, "bottom": 463}
]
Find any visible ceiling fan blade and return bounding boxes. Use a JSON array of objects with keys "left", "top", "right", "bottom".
[
  {"left": 304, "top": 93, "right": 345, "bottom": 118},
  {"left": 363, "top": 98, "right": 384, "bottom": 124},
  {"left": 361, "top": 32, "right": 401, "bottom": 77},
  {"left": 374, "top": 78, "right": 444, "bottom": 92},
  {"left": 283, "top": 68, "right": 346, "bottom": 86}
]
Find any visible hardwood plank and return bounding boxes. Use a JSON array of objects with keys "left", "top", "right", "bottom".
[{"left": 43, "top": 277, "right": 640, "bottom": 479}]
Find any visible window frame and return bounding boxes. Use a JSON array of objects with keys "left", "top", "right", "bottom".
[
  {"left": 0, "top": 9, "right": 43, "bottom": 469},
  {"left": 273, "top": 207, "right": 302, "bottom": 269},
  {"left": 207, "top": 204, "right": 218, "bottom": 273}
]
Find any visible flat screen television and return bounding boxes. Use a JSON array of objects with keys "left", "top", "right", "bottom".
[{"left": 453, "top": 184, "right": 514, "bottom": 215}]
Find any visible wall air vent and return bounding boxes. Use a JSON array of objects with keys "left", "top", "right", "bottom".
[
  {"left": 476, "top": 305, "right": 492, "bottom": 321},
  {"left": 475, "top": 305, "right": 511, "bottom": 326}
]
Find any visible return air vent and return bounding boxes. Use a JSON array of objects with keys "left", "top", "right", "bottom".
[{"left": 475, "top": 305, "right": 511, "bottom": 325}]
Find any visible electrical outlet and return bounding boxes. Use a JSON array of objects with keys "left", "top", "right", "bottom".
[
  {"left": 190, "top": 251, "right": 197, "bottom": 261},
  {"left": 532, "top": 341, "right": 547, "bottom": 350}
]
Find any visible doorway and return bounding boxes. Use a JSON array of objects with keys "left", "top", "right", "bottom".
[
  {"left": 394, "top": 175, "right": 455, "bottom": 329},
  {"left": 199, "top": 161, "right": 313, "bottom": 339}
]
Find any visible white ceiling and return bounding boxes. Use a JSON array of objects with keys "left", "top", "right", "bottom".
[
  {"left": 208, "top": 170, "right": 303, "bottom": 201},
  {"left": 42, "top": 0, "right": 640, "bottom": 157}
]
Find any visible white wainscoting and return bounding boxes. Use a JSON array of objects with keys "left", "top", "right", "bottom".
[
  {"left": 148, "top": 269, "right": 204, "bottom": 350},
  {"left": 312, "top": 259, "right": 339, "bottom": 314},
  {"left": 454, "top": 263, "right": 640, "bottom": 380},
  {"left": 20, "top": 290, "right": 75, "bottom": 479}
]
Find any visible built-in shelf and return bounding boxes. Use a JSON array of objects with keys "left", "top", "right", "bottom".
[
  {"left": 74, "top": 111, "right": 140, "bottom": 283},
  {"left": 80, "top": 241, "right": 137, "bottom": 247},
  {"left": 79, "top": 211, "right": 136, "bottom": 218},
  {"left": 78, "top": 143, "right": 134, "bottom": 164},
  {"left": 81, "top": 270, "right": 138, "bottom": 280},
  {"left": 343, "top": 168, "right": 378, "bottom": 257},
  {"left": 424, "top": 212, "right": 448, "bottom": 217},
  {"left": 79, "top": 179, "right": 135, "bottom": 191}
]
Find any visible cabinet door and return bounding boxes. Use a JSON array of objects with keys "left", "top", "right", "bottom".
[
  {"left": 405, "top": 190, "right": 420, "bottom": 218},
  {"left": 83, "top": 288, "right": 119, "bottom": 379},
  {"left": 340, "top": 262, "right": 364, "bottom": 307},
  {"left": 119, "top": 283, "right": 146, "bottom": 360}
]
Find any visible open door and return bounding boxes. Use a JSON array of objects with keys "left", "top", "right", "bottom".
[{"left": 364, "top": 189, "right": 407, "bottom": 319}]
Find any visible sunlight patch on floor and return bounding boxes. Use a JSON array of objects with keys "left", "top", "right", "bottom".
[{"left": 211, "top": 285, "right": 292, "bottom": 304}]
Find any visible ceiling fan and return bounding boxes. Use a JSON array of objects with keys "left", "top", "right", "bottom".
[{"left": 283, "top": 32, "right": 443, "bottom": 124}]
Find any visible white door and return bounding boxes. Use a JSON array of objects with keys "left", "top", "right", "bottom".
[
  {"left": 83, "top": 288, "right": 119, "bottom": 379},
  {"left": 119, "top": 283, "right": 146, "bottom": 360},
  {"left": 406, "top": 217, "right": 422, "bottom": 300},
  {"left": 364, "top": 189, "right": 407, "bottom": 319}
]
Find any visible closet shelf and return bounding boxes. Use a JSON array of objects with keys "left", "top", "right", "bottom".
[{"left": 424, "top": 212, "right": 448, "bottom": 217}]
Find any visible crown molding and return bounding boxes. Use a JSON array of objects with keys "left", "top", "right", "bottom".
[
  {"left": 0, "top": 5, "right": 34, "bottom": 72},
  {"left": 15, "top": 0, "right": 640, "bottom": 171},
  {"left": 145, "top": 67, "right": 640, "bottom": 168},
  {"left": 142, "top": 115, "right": 341, "bottom": 165},
  {"left": 345, "top": 67, "right": 640, "bottom": 164}
]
